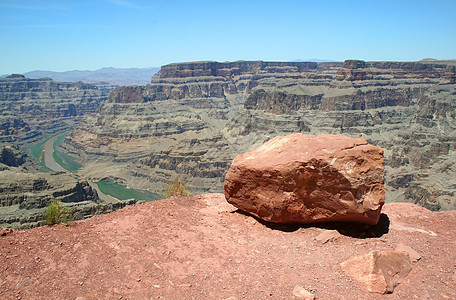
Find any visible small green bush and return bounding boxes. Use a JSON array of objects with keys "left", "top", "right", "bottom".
[
  {"left": 164, "top": 176, "right": 190, "bottom": 198},
  {"left": 43, "top": 200, "right": 73, "bottom": 226}
]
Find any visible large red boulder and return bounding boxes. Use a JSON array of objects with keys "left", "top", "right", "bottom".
[{"left": 224, "top": 133, "right": 385, "bottom": 225}]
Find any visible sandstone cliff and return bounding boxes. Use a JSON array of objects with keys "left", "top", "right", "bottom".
[{"left": 64, "top": 60, "right": 456, "bottom": 210}]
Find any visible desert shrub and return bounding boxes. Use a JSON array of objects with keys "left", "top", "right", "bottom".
[
  {"left": 43, "top": 200, "right": 73, "bottom": 226},
  {"left": 164, "top": 176, "right": 190, "bottom": 198}
]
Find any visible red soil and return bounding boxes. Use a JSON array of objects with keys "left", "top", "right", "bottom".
[{"left": 1, "top": 194, "right": 455, "bottom": 299}]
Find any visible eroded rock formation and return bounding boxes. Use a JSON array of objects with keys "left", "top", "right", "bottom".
[
  {"left": 0, "top": 165, "right": 137, "bottom": 229},
  {"left": 0, "top": 166, "right": 94, "bottom": 228},
  {"left": 0, "top": 75, "right": 108, "bottom": 145},
  {"left": 0, "top": 145, "right": 26, "bottom": 167},
  {"left": 63, "top": 60, "right": 456, "bottom": 210}
]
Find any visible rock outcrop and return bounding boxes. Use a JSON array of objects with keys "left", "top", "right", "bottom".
[
  {"left": 0, "top": 226, "right": 13, "bottom": 236},
  {"left": 64, "top": 60, "right": 456, "bottom": 210},
  {"left": 0, "top": 145, "right": 26, "bottom": 167},
  {"left": 0, "top": 166, "right": 99, "bottom": 228},
  {"left": 0, "top": 75, "right": 126, "bottom": 228},
  {"left": 224, "top": 133, "right": 384, "bottom": 224},
  {"left": 0, "top": 163, "right": 142, "bottom": 229}
]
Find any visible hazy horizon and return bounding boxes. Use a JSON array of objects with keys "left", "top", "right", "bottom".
[{"left": 1, "top": 0, "right": 455, "bottom": 75}]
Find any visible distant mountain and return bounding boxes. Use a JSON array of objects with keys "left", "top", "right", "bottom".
[{"left": 23, "top": 67, "right": 160, "bottom": 86}]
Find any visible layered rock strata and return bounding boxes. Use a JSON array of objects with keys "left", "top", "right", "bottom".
[
  {"left": 0, "top": 74, "right": 108, "bottom": 146},
  {"left": 64, "top": 60, "right": 456, "bottom": 210},
  {"left": 0, "top": 165, "right": 136, "bottom": 229}
]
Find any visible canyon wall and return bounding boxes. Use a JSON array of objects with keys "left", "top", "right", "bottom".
[
  {"left": 64, "top": 60, "right": 456, "bottom": 210},
  {"left": 0, "top": 74, "right": 108, "bottom": 146}
]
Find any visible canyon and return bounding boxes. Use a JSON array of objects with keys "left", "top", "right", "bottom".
[
  {"left": 0, "top": 75, "right": 138, "bottom": 228},
  {"left": 1, "top": 59, "right": 455, "bottom": 228},
  {"left": 63, "top": 60, "right": 456, "bottom": 211},
  {"left": 0, "top": 60, "right": 455, "bottom": 297}
]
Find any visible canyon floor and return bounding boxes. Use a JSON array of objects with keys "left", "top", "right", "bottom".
[{"left": 1, "top": 194, "right": 455, "bottom": 300}]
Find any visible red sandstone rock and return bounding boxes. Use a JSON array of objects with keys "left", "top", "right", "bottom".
[
  {"left": 340, "top": 250, "right": 413, "bottom": 294},
  {"left": 224, "top": 133, "right": 385, "bottom": 224}
]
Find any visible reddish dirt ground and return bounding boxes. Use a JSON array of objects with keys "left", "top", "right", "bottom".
[{"left": 1, "top": 194, "right": 455, "bottom": 299}]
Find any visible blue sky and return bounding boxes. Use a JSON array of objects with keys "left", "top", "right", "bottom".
[{"left": 0, "top": 0, "right": 455, "bottom": 74}]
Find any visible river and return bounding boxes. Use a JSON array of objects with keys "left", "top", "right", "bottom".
[
  {"left": 43, "top": 133, "right": 120, "bottom": 203},
  {"left": 43, "top": 134, "right": 67, "bottom": 173}
]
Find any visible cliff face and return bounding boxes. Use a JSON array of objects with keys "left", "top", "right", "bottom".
[
  {"left": 0, "top": 75, "right": 108, "bottom": 145},
  {"left": 0, "top": 146, "right": 26, "bottom": 167},
  {"left": 157, "top": 61, "right": 319, "bottom": 78},
  {"left": 64, "top": 60, "right": 456, "bottom": 210}
]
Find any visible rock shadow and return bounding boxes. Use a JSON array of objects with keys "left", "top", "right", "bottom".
[
  {"left": 232, "top": 210, "right": 390, "bottom": 238},
  {"left": 317, "top": 213, "right": 390, "bottom": 238}
]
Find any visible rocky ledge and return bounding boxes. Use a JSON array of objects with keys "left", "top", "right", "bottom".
[
  {"left": 0, "top": 194, "right": 454, "bottom": 299},
  {"left": 0, "top": 165, "right": 135, "bottom": 229}
]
